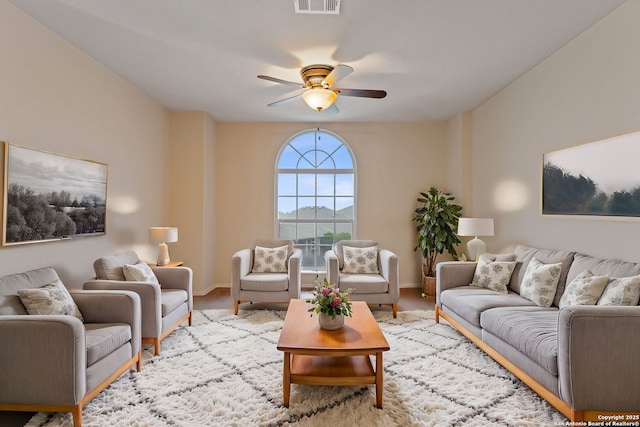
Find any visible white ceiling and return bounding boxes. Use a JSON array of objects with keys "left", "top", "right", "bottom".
[{"left": 10, "top": 0, "right": 625, "bottom": 122}]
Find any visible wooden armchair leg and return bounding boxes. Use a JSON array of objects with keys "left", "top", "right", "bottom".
[
  {"left": 234, "top": 300, "right": 239, "bottom": 315},
  {"left": 188, "top": 311, "right": 193, "bottom": 326},
  {"left": 392, "top": 303, "right": 398, "bottom": 318},
  {"left": 153, "top": 338, "right": 160, "bottom": 356},
  {"left": 72, "top": 404, "right": 82, "bottom": 427}
]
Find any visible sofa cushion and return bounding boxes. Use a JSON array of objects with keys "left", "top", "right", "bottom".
[
  {"left": 598, "top": 275, "right": 640, "bottom": 306},
  {"left": 440, "top": 286, "right": 536, "bottom": 327},
  {"left": 484, "top": 253, "right": 516, "bottom": 262},
  {"left": 84, "top": 323, "right": 132, "bottom": 366},
  {"left": 252, "top": 245, "right": 288, "bottom": 273},
  {"left": 241, "top": 273, "right": 289, "bottom": 292},
  {"left": 94, "top": 251, "right": 140, "bottom": 281},
  {"left": 161, "top": 289, "right": 188, "bottom": 316},
  {"left": 567, "top": 253, "right": 640, "bottom": 285},
  {"left": 18, "top": 279, "right": 84, "bottom": 321},
  {"left": 512, "top": 245, "right": 574, "bottom": 307},
  {"left": 338, "top": 273, "right": 388, "bottom": 294},
  {"left": 471, "top": 255, "right": 516, "bottom": 293},
  {"left": 559, "top": 269, "right": 610, "bottom": 308},
  {"left": 0, "top": 267, "right": 63, "bottom": 315},
  {"left": 123, "top": 261, "right": 159, "bottom": 284},
  {"left": 342, "top": 245, "right": 379, "bottom": 274},
  {"left": 519, "top": 258, "right": 562, "bottom": 308},
  {"left": 481, "top": 307, "right": 559, "bottom": 376}
]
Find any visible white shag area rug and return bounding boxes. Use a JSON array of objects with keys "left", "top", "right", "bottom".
[{"left": 26, "top": 309, "right": 566, "bottom": 427}]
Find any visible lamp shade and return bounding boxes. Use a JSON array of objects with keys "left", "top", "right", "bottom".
[
  {"left": 457, "top": 218, "right": 494, "bottom": 237},
  {"left": 149, "top": 227, "right": 178, "bottom": 244},
  {"left": 302, "top": 88, "right": 337, "bottom": 111}
]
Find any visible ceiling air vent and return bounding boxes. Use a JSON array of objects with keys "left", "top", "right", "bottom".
[{"left": 294, "top": 0, "right": 341, "bottom": 14}]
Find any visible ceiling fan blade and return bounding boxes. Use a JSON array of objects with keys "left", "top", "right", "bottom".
[
  {"left": 257, "top": 75, "right": 304, "bottom": 88},
  {"left": 335, "top": 88, "right": 387, "bottom": 99},
  {"left": 267, "top": 90, "right": 305, "bottom": 107},
  {"left": 322, "top": 64, "right": 353, "bottom": 88}
]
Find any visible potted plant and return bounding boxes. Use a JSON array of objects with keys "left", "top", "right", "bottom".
[
  {"left": 307, "top": 278, "right": 353, "bottom": 330},
  {"left": 413, "top": 187, "right": 462, "bottom": 296}
]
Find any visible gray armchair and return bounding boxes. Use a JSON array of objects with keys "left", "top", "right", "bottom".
[
  {"left": 84, "top": 251, "right": 192, "bottom": 356},
  {"left": 231, "top": 240, "right": 302, "bottom": 314},
  {"left": 0, "top": 267, "right": 141, "bottom": 427},
  {"left": 325, "top": 240, "right": 400, "bottom": 317}
]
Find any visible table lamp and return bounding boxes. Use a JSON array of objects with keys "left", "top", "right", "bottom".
[
  {"left": 149, "top": 227, "right": 178, "bottom": 266},
  {"left": 457, "top": 218, "right": 494, "bottom": 261}
]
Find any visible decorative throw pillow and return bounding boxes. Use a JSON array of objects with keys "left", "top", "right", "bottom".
[
  {"left": 519, "top": 258, "right": 562, "bottom": 308},
  {"left": 471, "top": 255, "right": 516, "bottom": 293},
  {"left": 252, "top": 245, "right": 288, "bottom": 273},
  {"left": 123, "top": 261, "right": 159, "bottom": 284},
  {"left": 597, "top": 275, "right": 640, "bottom": 306},
  {"left": 559, "top": 269, "right": 610, "bottom": 308},
  {"left": 18, "top": 279, "right": 84, "bottom": 321},
  {"left": 342, "top": 245, "right": 379, "bottom": 274}
]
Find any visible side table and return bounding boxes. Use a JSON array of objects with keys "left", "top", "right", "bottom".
[{"left": 147, "top": 261, "right": 184, "bottom": 267}]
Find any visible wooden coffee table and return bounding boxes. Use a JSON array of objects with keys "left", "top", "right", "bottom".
[{"left": 277, "top": 299, "right": 390, "bottom": 408}]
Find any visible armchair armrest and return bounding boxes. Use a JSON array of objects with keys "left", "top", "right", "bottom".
[
  {"left": 0, "top": 315, "right": 86, "bottom": 406},
  {"left": 231, "top": 249, "right": 253, "bottom": 300},
  {"left": 379, "top": 249, "right": 399, "bottom": 301},
  {"left": 325, "top": 250, "right": 339, "bottom": 285},
  {"left": 558, "top": 305, "right": 640, "bottom": 412},
  {"left": 436, "top": 261, "right": 477, "bottom": 309},
  {"left": 287, "top": 248, "right": 303, "bottom": 299},
  {"left": 83, "top": 280, "right": 161, "bottom": 338},
  {"left": 70, "top": 290, "right": 141, "bottom": 356},
  {"left": 151, "top": 266, "right": 193, "bottom": 310}
]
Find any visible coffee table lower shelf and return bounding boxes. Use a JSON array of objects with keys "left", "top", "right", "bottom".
[
  {"left": 283, "top": 352, "right": 384, "bottom": 408},
  {"left": 290, "top": 355, "right": 376, "bottom": 386}
]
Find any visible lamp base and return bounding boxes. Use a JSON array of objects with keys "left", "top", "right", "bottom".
[
  {"left": 467, "top": 237, "right": 486, "bottom": 262},
  {"left": 156, "top": 242, "right": 170, "bottom": 266}
]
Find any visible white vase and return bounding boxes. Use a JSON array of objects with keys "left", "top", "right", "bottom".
[{"left": 318, "top": 312, "right": 344, "bottom": 330}]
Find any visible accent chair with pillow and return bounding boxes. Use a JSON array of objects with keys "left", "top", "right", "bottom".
[
  {"left": 325, "top": 240, "right": 400, "bottom": 317},
  {"left": 0, "top": 267, "right": 141, "bottom": 427},
  {"left": 84, "top": 251, "right": 193, "bottom": 356},
  {"left": 231, "top": 240, "right": 302, "bottom": 314}
]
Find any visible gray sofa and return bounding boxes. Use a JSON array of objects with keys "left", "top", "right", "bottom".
[
  {"left": 0, "top": 267, "right": 141, "bottom": 427},
  {"left": 435, "top": 245, "right": 640, "bottom": 422}
]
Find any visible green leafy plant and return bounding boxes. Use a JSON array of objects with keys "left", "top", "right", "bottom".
[
  {"left": 413, "top": 187, "right": 462, "bottom": 278},
  {"left": 306, "top": 278, "right": 353, "bottom": 318}
]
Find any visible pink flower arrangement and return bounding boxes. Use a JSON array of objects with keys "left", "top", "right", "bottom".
[{"left": 306, "top": 278, "right": 353, "bottom": 318}]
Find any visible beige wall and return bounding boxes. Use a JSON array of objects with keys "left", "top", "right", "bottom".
[
  {"left": 445, "top": 112, "right": 475, "bottom": 258},
  {"left": 9, "top": 0, "right": 635, "bottom": 292},
  {"left": 168, "top": 112, "right": 216, "bottom": 295},
  {"left": 0, "top": 2, "right": 169, "bottom": 286},
  {"left": 446, "top": 112, "right": 473, "bottom": 210},
  {"left": 470, "top": 1, "right": 640, "bottom": 261},
  {"left": 214, "top": 122, "right": 447, "bottom": 288}
]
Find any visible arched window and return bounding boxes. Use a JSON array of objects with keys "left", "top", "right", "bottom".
[{"left": 276, "top": 129, "right": 356, "bottom": 269}]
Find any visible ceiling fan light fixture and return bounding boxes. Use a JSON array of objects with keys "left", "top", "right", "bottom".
[{"left": 302, "top": 88, "right": 337, "bottom": 111}]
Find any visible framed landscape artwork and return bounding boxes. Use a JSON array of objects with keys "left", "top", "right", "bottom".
[
  {"left": 2, "top": 142, "right": 108, "bottom": 245},
  {"left": 543, "top": 130, "right": 640, "bottom": 218}
]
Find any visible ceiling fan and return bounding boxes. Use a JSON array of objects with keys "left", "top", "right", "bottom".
[{"left": 257, "top": 64, "right": 387, "bottom": 112}]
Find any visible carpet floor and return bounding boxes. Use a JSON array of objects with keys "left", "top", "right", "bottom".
[{"left": 26, "top": 309, "right": 566, "bottom": 426}]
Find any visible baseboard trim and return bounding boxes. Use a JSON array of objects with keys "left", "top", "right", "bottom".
[{"left": 193, "top": 284, "right": 218, "bottom": 296}]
